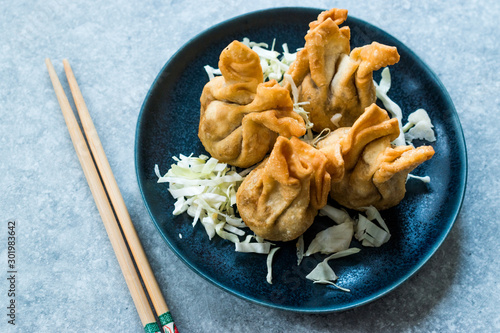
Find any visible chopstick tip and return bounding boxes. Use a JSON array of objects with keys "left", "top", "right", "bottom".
[
  {"left": 63, "top": 59, "right": 72, "bottom": 72},
  {"left": 45, "top": 58, "right": 55, "bottom": 72}
]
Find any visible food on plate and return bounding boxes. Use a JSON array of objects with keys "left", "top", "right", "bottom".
[
  {"left": 317, "top": 103, "right": 435, "bottom": 210},
  {"left": 235, "top": 102, "right": 435, "bottom": 241},
  {"left": 285, "top": 9, "right": 400, "bottom": 132},
  {"left": 159, "top": 6, "right": 438, "bottom": 288},
  {"left": 198, "top": 41, "right": 306, "bottom": 168},
  {"left": 236, "top": 136, "right": 336, "bottom": 241}
]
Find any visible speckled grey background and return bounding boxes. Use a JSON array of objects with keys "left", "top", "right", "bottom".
[{"left": 1, "top": 0, "right": 499, "bottom": 332}]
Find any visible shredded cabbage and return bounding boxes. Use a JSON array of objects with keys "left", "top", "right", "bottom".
[
  {"left": 266, "top": 247, "right": 280, "bottom": 284},
  {"left": 374, "top": 68, "right": 406, "bottom": 146},
  {"left": 235, "top": 242, "right": 271, "bottom": 254},
  {"left": 355, "top": 214, "right": 391, "bottom": 247},
  {"left": 283, "top": 73, "right": 314, "bottom": 140},
  {"left": 330, "top": 113, "right": 342, "bottom": 127},
  {"left": 203, "top": 65, "right": 221, "bottom": 81},
  {"left": 304, "top": 221, "right": 354, "bottom": 256},
  {"left": 224, "top": 224, "right": 246, "bottom": 236},
  {"left": 403, "top": 108, "right": 436, "bottom": 143},
  {"left": 313, "top": 280, "right": 351, "bottom": 292},
  {"left": 407, "top": 174, "right": 431, "bottom": 183},
  {"left": 319, "top": 205, "right": 390, "bottom": 249},
  {"left": 155, "top": 155, "right": 246, "bottom": 241},
  {"left": 306, "top": 248, "right": 361, "bottom": 291},
  {"left": 200, "top": 216, "right": 217, "bottom": 240},
  {"left": 310, "top": 128, "right": 331, "bottom": 148},
  {"left": 306, "top": 258, "right": 338, "bottom": 282},
  {"left": 324, "top": 247, "right": 361, "bottom": 260},
  {"left": 319, "top": 205, "right": 354, "bottom": 225},
  {"left": 241, "top": 37, "right": 296, "bottom": 82},
  {"left": 361, "top": 206, "right": 390, "bottom": 234}
]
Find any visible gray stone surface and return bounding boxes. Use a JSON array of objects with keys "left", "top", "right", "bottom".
[{"left": 1, "top": 0, "right": 499, "bottom": 332}]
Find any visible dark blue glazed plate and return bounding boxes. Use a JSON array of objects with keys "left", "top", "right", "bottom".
[{"left": 135, "top": 7, "right": 467, "bottom": 312}]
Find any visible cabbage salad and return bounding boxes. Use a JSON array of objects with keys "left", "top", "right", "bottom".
[
  {"left": 156, "top": 38, "right": 437, "bottom": 290},
  {"left": 155, "top": 155, "right": 280, "bottom": 284}
]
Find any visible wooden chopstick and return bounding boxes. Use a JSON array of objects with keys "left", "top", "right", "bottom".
[
  {"left": 61, "top": 60, "right": 176, "bottom": 331},
  {"left": 46, "top": 58, "right": 177, "bottom": 333}
]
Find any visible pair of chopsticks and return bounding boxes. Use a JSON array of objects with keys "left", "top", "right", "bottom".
[{"left": 46, "top": 59, "right": 177, "bottom": 333}]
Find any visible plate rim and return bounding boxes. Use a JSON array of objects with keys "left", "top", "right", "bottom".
[{"left": 134, "top": 6, "right": 468, "bottom": 313}]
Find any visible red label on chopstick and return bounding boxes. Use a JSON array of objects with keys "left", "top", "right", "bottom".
[{"left": 159, "top": 312, "right": 178, "bottom": 333}]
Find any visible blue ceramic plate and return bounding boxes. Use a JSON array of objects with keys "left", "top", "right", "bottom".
[{"left": 135, "top": 7, "right": 467, "bottom": 312}]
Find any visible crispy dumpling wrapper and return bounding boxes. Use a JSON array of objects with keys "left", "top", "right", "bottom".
[
  {"left": 236, "top": 136, "right": 332, "bottom": 241},
  {"left": 317, "top": 104, "right": 435, "bottom": 211},
  {"left": 285, "top": 8, "right": 400, "bottom": 132},
  {"left": 199, "top": 41, "right": 306, "bottom": 168}
]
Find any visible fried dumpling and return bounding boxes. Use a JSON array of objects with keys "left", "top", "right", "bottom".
[
  {"left": 199, "top": 41, "right": 306, "bottom": 168},
  {"left": 286, "top": 9, "right": 400, "bottom": 132},
  {"left": 317, "top": 104, "right": 435, "bottom": 211},
  {"left": 285, "top": 8, "right": 350, "bottom": 110},
  {"left": 236, "top": 136, "right": 333, "bottom": 241}
]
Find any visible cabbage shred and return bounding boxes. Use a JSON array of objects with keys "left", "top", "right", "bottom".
[
  {"left": 156, "top": 154, "right": 279, "bottom": 283},
  {"left": 374, "top": 68, "right": 406, "bottom": 146},
  {"left": 241, "top": 37, "right": 296, "bottom": 82},
  {"left": 156, "top": 154, "right": 242, "bottom": 226},
  {"left": 305, "top": 248, "right": 361, "bottom": 292}
]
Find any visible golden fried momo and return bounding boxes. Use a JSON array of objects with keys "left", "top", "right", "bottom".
[
  {"left": 199, "top": 41, "right": 306, "bottom": 168},
  {"left": 236, "top": 136, "right": 333, "bottom": 241},
  {"left": 286, "top": 9, "right": 400, "bottom": 132},
  {"left": 317, "top": 104, "right": 435, "bottom": 210}
]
